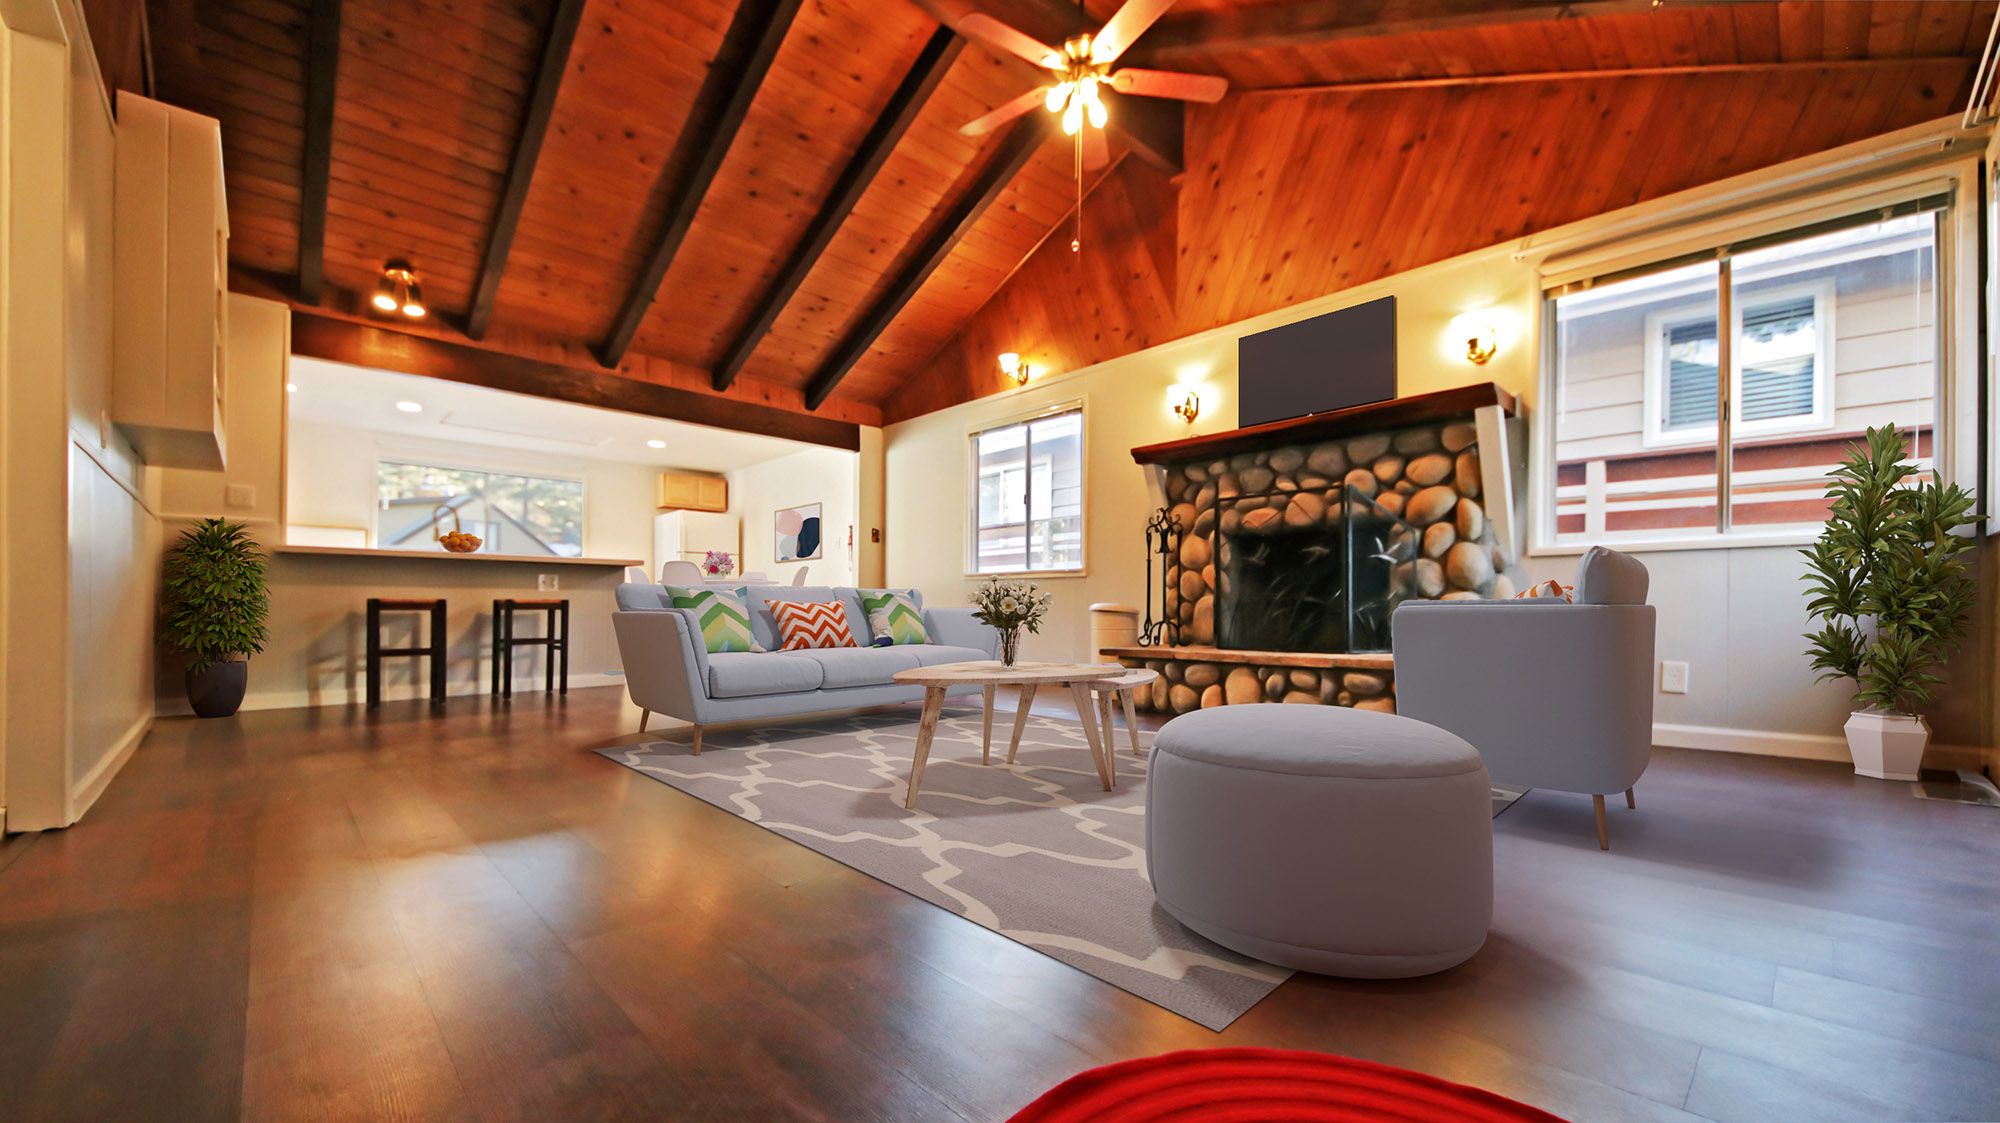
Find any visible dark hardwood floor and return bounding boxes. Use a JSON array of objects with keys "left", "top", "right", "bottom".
[{"left": 1, "top": 686, "right": 1996, "bottom": 1122}]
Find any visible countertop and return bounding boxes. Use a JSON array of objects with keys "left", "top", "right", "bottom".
[{"left": 274, "top": 545, "right": 643, "bottom": 568}]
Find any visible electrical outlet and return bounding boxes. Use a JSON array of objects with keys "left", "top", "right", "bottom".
[
  {"left": 1660, "top": 660, "right": 1689, "bottom": 694},
  {"left": 225, "top": 483, "right": 255, "bottom": 509},
  {"left": 537, "top": 573, "right": 559, "bottom": 592}
]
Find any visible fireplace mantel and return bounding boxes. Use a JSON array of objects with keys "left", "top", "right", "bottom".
[{"left": 1130, "top": 382, "right": 1517, "bottom": 466}]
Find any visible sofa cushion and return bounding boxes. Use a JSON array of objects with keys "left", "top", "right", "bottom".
[
  {"left": 1573, "top": 546, "right": 1649, "bottom": 605},
  {"left": 859, "top": 589, "right": 931, "bottom": 645},
  {"left": 902, "top": 644, "right": 993, "bottom": 667},
  {"left": 664, "top": 585, "right": 764, "bottom": 653},
  {"left": 766, "top": 598, "right": 859, "bottom": 650},
  {"left": 791, "top": 646, "right": 922, "bottom": 689},
  {"left": 706, "top": 652, "right": 824, "bottom": 698},
  {"left": 743, "top": 586, "right": 870, "bottom": 653},
  {"left": 615, "top": 582, "right": 671, "bottom": 611}
]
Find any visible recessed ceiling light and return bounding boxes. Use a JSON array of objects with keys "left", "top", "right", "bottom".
[
  {"left": 395, "top": 400, "right": 424, "bottom": 413},
  {"left": 285, "top": 382, "right": 298, "bottom": 393},
  {"left": 646, "top": 439, "right": 666, "bottom": 449}
]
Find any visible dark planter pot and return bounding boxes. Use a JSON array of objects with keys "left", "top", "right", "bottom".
[{"left": 186, "top": 661, "right": 248, "bottom": 718}]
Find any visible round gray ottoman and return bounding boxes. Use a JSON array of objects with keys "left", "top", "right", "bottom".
[{"left": 1146, "top": 704, "right": 1492, "bottom": 978}]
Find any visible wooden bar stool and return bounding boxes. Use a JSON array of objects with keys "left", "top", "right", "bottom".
[
  {"left": 366, "top": 598, "right": 448, "bottom": 708},
  {"left": 1088, "top": 666, "right": 1159, "bottom": 758},
  {"left": 492, "top": 598, "right": 570, "bottom": 697}
]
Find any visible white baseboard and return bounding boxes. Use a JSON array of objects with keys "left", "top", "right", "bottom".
[
  {"left": 71, "top": 713, "right": 151, "bottom": 821},
  {"left": 1654, "top": 722, "right": 1990, "bottom": 771},
  {"left": 155, "top": 672, "right": 626, "bottom": 716}
]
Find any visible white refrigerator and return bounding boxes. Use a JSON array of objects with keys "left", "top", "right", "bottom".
[{"left": 652, "top": 510, "right": 741, "bottom": 581}]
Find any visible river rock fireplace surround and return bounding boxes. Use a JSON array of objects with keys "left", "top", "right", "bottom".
[{"left": 1102, "top": 383, "right": 1524, "bottom": 715}]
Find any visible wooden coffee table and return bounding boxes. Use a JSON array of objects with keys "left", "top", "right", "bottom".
[{"left": 890, "top": 661, "right": 1129, "bottom": 809}]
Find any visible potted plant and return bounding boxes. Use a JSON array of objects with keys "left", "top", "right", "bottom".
[
  {"left": 160, "top": 518, "right": 271, "bottom": 718},
  {"left": 970, "top": 577, "right": 1054, "bottom": 667},
  {"left": 1802, "top": 426, "right": 1976, "bottom": 780}
]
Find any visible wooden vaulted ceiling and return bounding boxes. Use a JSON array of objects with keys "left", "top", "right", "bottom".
[{"left": 145, "top": 0, "right": 1994, "bottom": 432}]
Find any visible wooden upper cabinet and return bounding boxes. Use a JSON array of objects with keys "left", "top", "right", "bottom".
[
  {"left": 113, "top": 92, "right": 229, "bottom": 470},
  {"left": 657, "top": 472, "right": 728, "bottom": 512}
]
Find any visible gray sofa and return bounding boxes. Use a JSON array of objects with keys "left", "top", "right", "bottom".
[{"left": 611, "top": 583, "right": 999, "bottom": 752}]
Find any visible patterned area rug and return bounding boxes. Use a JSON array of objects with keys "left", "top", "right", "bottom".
[{"left": 597, "top": 707, "right": 1291, "bottom": 1030}]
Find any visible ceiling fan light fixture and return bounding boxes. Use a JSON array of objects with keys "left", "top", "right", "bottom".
[
  {"left": 1046, "top": 81, "right": 1072, "bottom": 112},
  {"left": 1062, "top": 96, "right": 1083, "bottom": 135}
]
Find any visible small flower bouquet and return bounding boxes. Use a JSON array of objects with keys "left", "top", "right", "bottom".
[
  {"left": 702, "top": 550, "right": 735, "bottom": 578},
  {"left": 970, "top": 577, "right": 1054, "bottom": 666}
]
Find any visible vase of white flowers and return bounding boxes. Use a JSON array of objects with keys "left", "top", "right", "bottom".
[{"left": 970, "top": 577, "right": 1053, "bottom": 667}]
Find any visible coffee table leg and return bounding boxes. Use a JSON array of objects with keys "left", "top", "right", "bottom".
[
  {"left": 1096, "top": 691, "right": 1119, "bottom": 785},
  {"left": 1005, "top": 684, "right": 1037, "bottom": 764},
  {"left": 1069, "top": 681, "right": 1113, "bottom": 790},
  {"left": 980, "top": 684, "right": 995, "bottom": 764},
  {"left": 905, "top": 686, "right": 948, "bottom": 809},
  {"left": 1121, "top": 688, "right": 1142, "bottom": 756}
]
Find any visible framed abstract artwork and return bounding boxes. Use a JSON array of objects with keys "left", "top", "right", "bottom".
[{"left": 775, "top": 502, "right": 823, "bottom": 563}]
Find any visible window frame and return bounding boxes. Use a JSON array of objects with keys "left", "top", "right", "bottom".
[
  {"left": 1528, "top": 160, "right": 1975, "bottom": 557},
  {"left": 964, "top": 400, "right": 1087, "bottom": 578},
  {"left": 1639, "top": 277, "right": 1837, "bottom": 450},
  {"left": 371, "top": 454, "right": 589, "bottom": 556}
]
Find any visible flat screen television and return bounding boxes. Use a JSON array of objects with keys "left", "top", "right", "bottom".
[{"left": 1236, "top": 296, "right": 1396, "bottom": 428}]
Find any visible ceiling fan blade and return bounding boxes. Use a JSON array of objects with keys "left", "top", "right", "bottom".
[
  {"left": 1108, "top": 67, "right": 1227, "bottom": 103},
  {"left": 1090, "top": 0, "right": 1176, "bottom": 63},
  {"left": 1081, "top": 126, "right": 1110, "bottom": 171},
  {"left": 960, "top": 86, "right": 1051, "bottom": 137},
  {"left": 959, "top": 13, "right": 1062, "bottom": 69}
]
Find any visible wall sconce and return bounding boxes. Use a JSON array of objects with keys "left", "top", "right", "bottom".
[
  {"left": 1170, "top": 385, "right": 1200, "bottom": 425},
  {"left": 371, "top": 259, "right": 426, "bottom": 319},
  {"left": 998, "top": 352, "right": 1031, "bottom": 386},
  {"left": 1449, "top": 311, "right": 1498, "bottom": 365}
]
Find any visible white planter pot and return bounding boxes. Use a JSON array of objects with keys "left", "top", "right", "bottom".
[{"left": 1844, "top": 710, "right": 1930, "bottom": 781}]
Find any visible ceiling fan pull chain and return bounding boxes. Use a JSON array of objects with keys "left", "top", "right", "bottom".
[{"left": 1072, "top": 131, "right": 1083, "bottom": 253}]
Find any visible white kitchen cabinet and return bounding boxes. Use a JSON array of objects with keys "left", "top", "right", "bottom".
[{"left": 113, "top": 91, "right": 229, "bottom": 469}]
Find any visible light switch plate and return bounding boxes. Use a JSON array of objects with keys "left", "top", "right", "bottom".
[
  {"left": 225, "top": 483, "right": 255, "bottom": 509},
  {"left": 537, "top": 573, "right": 558, "bottom": 592},
  {"left": 1660, "top": 660, "right": 1689, "bottom": 694}
]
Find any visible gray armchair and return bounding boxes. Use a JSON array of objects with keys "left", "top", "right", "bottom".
[{"left": 1392, "top": 547, "right": 1655, "bottom": 850}]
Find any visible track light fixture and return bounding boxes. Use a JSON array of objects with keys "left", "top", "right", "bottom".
[{"left": 371, "top": 259, "right": 426, "bottom": 319}]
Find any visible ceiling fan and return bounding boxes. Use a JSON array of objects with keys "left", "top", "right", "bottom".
[{"left": 955, "top": 0, "right": 1227, "bottom": 249}]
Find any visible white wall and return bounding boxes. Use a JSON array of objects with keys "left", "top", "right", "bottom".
[
  {"left": 727, "top": 445, "right": 860, "bottom": 586},
  {"left": 885, "top": 150, "right": 1990, "bottom": 760},
  {"left": 886, "top": 244, "right": 1534, "bottom": 666},
  {"left": 284, "top": 419, "right": 658, "bottom": 573},
  {"left": 1, "top": 0, "right": 161, "bottom": 829}
]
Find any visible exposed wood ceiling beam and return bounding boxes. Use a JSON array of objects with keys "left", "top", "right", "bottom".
[
  {"left": 803, "top": 115, "right": 1049, "bottom": 411},
  {"left": 1241, "top": 55, "right": 1974, "bottom": 97},
  {"left": 711, "top": 26, "right": 964, "bottom": 392},
  {"left": 1140, "top": 0, "right": 1661, "bottom": 62},
  {"left": 1104, "top": 91, "right": 1182, "bottom": 175},
  {"left": 464, "top": 0, "right": 588, "bottom": 340},
  {"left": 296, "top": 0, "right": 341, "bottom": 304},
  {"left": 291, "top": 311, "right": 862, "bottom": 450},
  {"left": 597, "top": 0, "right": 804, "bottom": 370}
]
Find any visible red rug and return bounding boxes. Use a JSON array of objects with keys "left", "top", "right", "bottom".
[{"left": 1008, "top": 1048, "right": 1569, "bottom": 1122}]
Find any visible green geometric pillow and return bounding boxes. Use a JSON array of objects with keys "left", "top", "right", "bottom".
[
  {"left": 663, "top": 585, "right": 764, "bottom": 654},
  {"left": 858, "top": 589, "right": 930, "bottom": 645}
]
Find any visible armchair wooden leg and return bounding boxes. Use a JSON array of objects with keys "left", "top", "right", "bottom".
[
  {"left": 691, "top": 725, "right": 703, "bottom": 756},
  {"left": 638, "top": 709, "right": 650, "bottom": 732},
  {"left": 1593, "top": 794, "right": 1609, "bottom": 851},
  {"left": 1625, "top": 786, "right": 1636, "bottom": 810}
]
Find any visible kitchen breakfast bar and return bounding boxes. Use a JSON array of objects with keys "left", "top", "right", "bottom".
[{"left": 192, "top": 545, "right": 644, "bottom": 713}]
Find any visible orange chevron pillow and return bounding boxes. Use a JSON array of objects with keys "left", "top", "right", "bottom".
[{"left": 766, "top": 599, "right": 859, "bottom": 651}]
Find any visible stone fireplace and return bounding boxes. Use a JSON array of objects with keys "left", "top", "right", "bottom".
[{"left": 1102, "top": 383, "right": 1523, "bottom": 715}]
